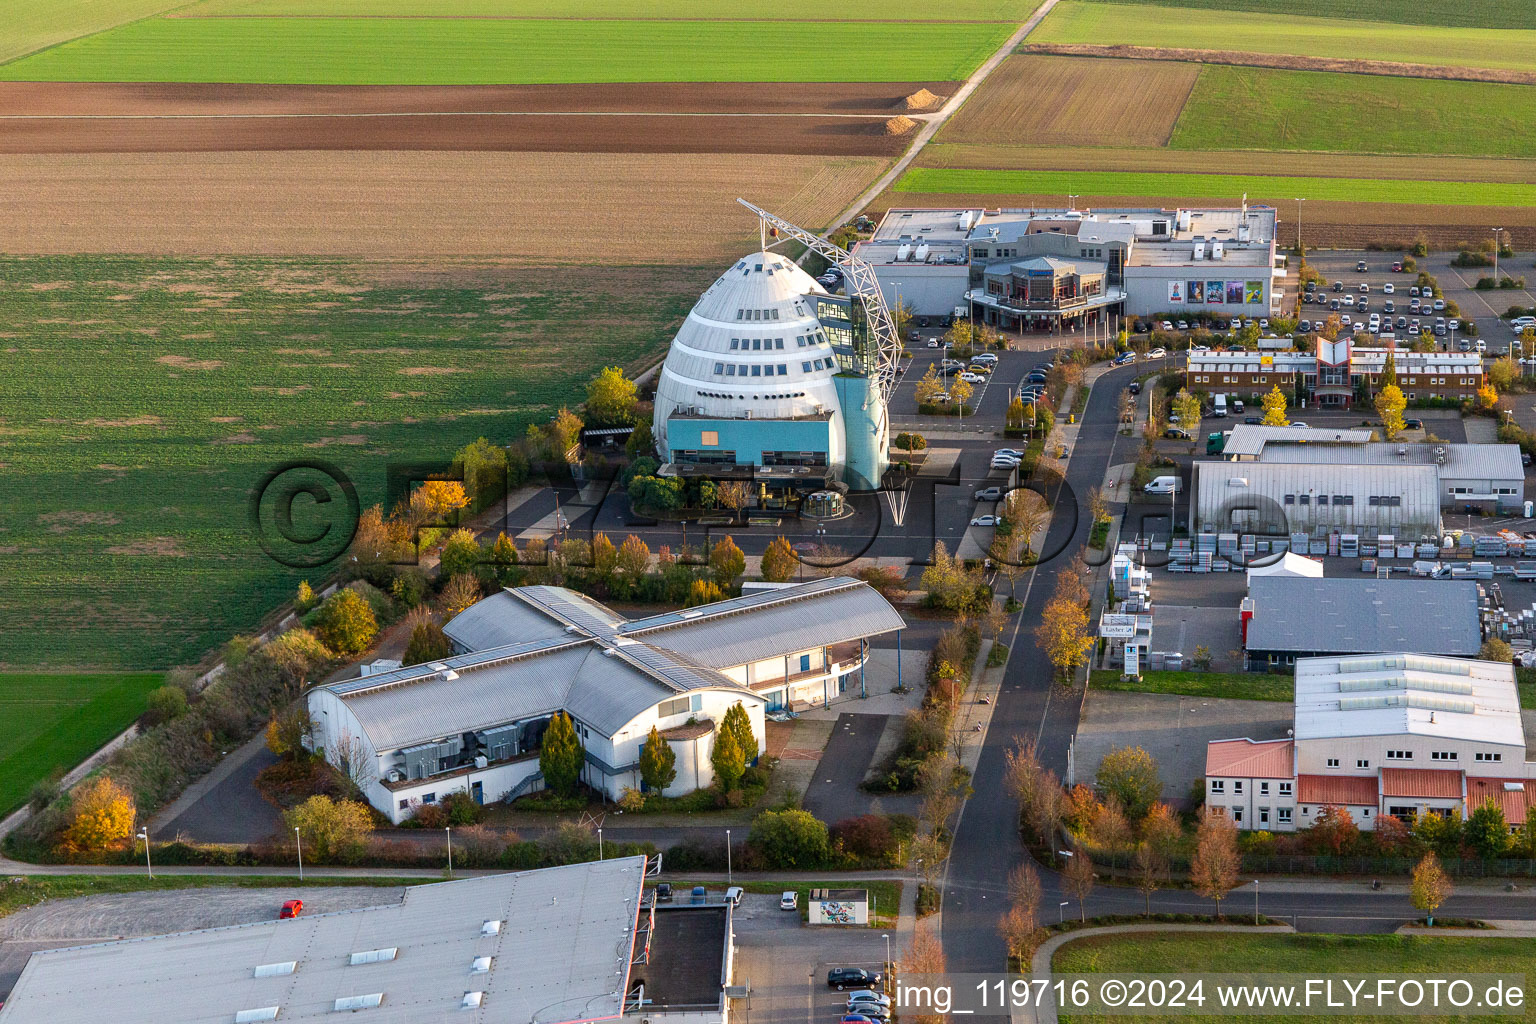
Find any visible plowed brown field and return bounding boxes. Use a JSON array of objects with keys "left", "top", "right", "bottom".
[
  {"left": 938, "top": 54, "right": 1198, "bottom": 147},
  {"left": 0, "top": 151, "right": 884, "bottom": 261}
]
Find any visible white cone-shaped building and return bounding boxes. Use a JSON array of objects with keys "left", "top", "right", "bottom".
[{"left": 653, "top": 252, "right": 852, "bottom": 481}]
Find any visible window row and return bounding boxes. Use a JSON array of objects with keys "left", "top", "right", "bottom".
[
  {"left": 1208, "top": 779, "right": 1292, "bottom": 797},
  {"left": 1224, "top": 806, "right": 1293, "bottom": 825},
  {"left": 714, "top": 363, "right": 798, "bottom": 378},
  {"left": 735, "top": 308, "right": 781, "bottom": 321}
]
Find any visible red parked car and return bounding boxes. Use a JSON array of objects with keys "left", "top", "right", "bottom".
[{"left": 279, "top": 899, "right": 303, "bottom": 919}]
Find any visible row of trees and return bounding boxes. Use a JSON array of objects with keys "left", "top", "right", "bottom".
[{"left": 1035, "top": 565, "right": 1093, "bottom": 684}]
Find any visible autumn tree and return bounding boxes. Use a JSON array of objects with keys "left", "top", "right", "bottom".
[
  {"left": 1139, "top": 802, "right": 1182, "bottom": 856},
  {"left": 539, "top": 711, "right": 585, "bottom": 797},
  {"left": 313, "top": 588, "right": 378, "bottom": 657},
  {"left": 1004, "top": 488, "right": 1050, "bottom": 558},
  {"left": 408, "top": 479, "right": 470, "bottom": 529},
  {"left": 914, "top": 364, "right": 945, "bottom": 406},
  {"left": 761, "top": 535, "right": 798, "bottom": 582},
  {"left": 1480, "top": 637, "right": 1513, "bottom": 663},
  {"left": 295, "top": 579, "right": 317, "bottom": 612},
  {"left": 1062, "top": 848, "right": 1096, "bottom": 922},
  {"left": 615, "top": 534, "right": 651, "bottom": 583},
  {"left": 950, "top": 373, "right": 974, "bottom": 411},
  {"left": 902, "top": 929, "right": 948, "bottom": 1024},
  {"left": 439, "top": 572, "right": 482, "bottom": 619},
  {"left": 1304, "top": 804, "right": 1360, "bottom": 856},
  {"left": 265, "top": 707, "right": 312, "bottom": 759},
  {"left": 1036, "top": 594, "right": 1093, "bottom": 682},
  {"left": 721, "top": 701, "right": 759, "bottom": 765},
  {"left": 1261, "top": 385, "right": 1289, "bottom": 426},
  {"left": 1375, "top": 383, "right": 1407, "bottom": 440},
  {"left": 1465, "top": 799, "right": 1510, "bottom": 860},
  {"left": 1477, "top": 383, "right": 1500, "bottom": 411},
  {"left": 711, "top": 726, "right": 746, "bottom": 791},
  {"left": 402, "top": 619, "right": 452, "bottom": 667},
  {"left": 585, "top": 365, "right": 639, "bottom": 425},
  {"left": 709, "top": 535, "right": 746, "bottom": 588},
  {"left": 1191, "top": 810, "right": 1240, "bottom": 917},
  {"left": 685, "top": 579, "right": 724, "bottom": 607},
  {"left": 1379, "top": 350, "right": 1398, "bottom": 390},
  {"left": 639, "top": 725, "right": 677, "bottom": 793},
  {"left": 62, "top": 776, "right": 136, "bottom": 852},
  {"left": 999, "top": 861, "right": 1042, "bottom": 964},
  {"left": 283, "top": 795, "right": 373, "bottom": 863},
  {"left": 487, "top": 531, "right": 520, "bottom": 585},
  {"left": 716, "top": 481, "right": 750, "bottom": 519},
  {"left": 1133, "top": 841, "right": 1168, "bottom": 916},
  {"left": 438, "top": 527, "right": 483, "bottom": 580},
  {"left": 1411, "top": 851, "right": 1452, "bottom": 926},
  {"left": 1096, "top": 746, "right": 1162, "bottom": 821},
  {"left": 1171, "top": 389, "right": 1201, "bottom": 429}
]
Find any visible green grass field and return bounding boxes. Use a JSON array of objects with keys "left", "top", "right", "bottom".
[
  {"left": 1089, "top": 669, "right": 1292, "bottom": 702},
  {"left": 1075, "top": 0, "right": 1536, "bottom": 30},
  {"left": 1056, "top": 933, "right": 1536, "bottom": 1023},
  {"left": 894, "top": 168, "right": 1536, "bottom": 206},
  {"left": 180, "top": 0, "right": 1036, "bottom": 17},
  {"left": 0, "top": 257, "right": 706, "bottom": 670},
  {"left": 1172, "top": 66, "right": 1536, "bottom": 159},
  {"left": 1031, "top": 2, "right": 1536, "bottom": 73},
  {"left": 0, "top": 16, "right": 1012, "bottom": 83},
  {"left": 0, "top": 672, "right": 162, "bottom": 815}
]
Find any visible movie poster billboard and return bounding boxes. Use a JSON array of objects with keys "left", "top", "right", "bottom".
[
  {"left": 1168, "top": 280, "right": 1184, "bottom": 304},
  {"left": 1187, "top": 280, "right": 1204, "bottom": 303},
  {"left": 1226, "top": 281, "right": 1244, "bottom": 304},
  {"left": 1245, "top": 280, "right": 1265, "bottom": 305},
  {"left": 1207, "top": 280, "right": 1223, "bottom": 304}
]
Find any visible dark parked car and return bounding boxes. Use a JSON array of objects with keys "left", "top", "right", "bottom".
[
  {"left": 828, "top": 968, "right": 883, "bottom": 990},
  {"left": 1244, "top": 416, "right": 1261, "bottom": 425},
  {"left": 1404, "top": 419, "right": 1423, "bottom": 430},
  {"left": 654, "top": 883, "right": 673, "bottom": 902},
  {"left": 1164, "top": 427, "right": 1193, "bottom": 440},
  {"left": 1333, "top": 280, "right": 1344, "bottom": 292},
  {"left": 1128, "top": 381, "right": 1142, "bottom": 394}
]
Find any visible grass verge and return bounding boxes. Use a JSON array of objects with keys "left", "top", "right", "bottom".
[{"left": 1089, "top": 668, "right": 1293, "bottom": 701}]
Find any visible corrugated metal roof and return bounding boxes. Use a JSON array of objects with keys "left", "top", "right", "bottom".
[
  {"left": 1256, "top": 440, "right": 1522, "bottom": 481},
  {"left": 622, "top": 576, "right": 905, "bottom": 669},
  {"left": 1193, "top": 460, "right": 1443, "bottom": 537},
  {"left": 1380, "top": 767, "right": 1464, "bottom": 799},
  {"left": 1466, "top": 778, "right": 1536, "bottom": 825},
  {"left": 1297, "top": 774, "right": 1379, "bottom": 806},
  {"left": 1220, "top": 425, "right": 1374, "bottom": 457},
  {"left": 1247, "top": 578, "right": 1480, "bottom": 658},
  {"left": 1292, "top": 652, "right": 1522, "bottom": 747},
  {"left": 1205, "top": 738, "right": 1293, "bottom": 777},
  {"left": 441, "top": 589, "right": 570, "bottom": 650},
  {"left": 0, "top": 858, "right": 648, "bottom": 1024}
]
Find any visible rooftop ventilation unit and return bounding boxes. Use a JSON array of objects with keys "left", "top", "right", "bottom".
[
  {"left": 463, "top": 992, "right": 486, "bottom": 1009},
  {"left": 471, "top": 956, "right": 494, "bottom": 974},
  {"left": 482, "top": 919, "right": 502, "bottom": 936},
  {"left": 349, "top": 948, "right": 398, "bottom": 966},
  {"left": 236, "top": 1009, "right": 280, "bottom": 1023}
]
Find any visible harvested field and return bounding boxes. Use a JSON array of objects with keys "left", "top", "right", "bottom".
[
  {"left": 1173, "top": 66, "right": 1536, "bottom": 159},
  {"left": 939, "top": 54, "right": 1197, "bottom": 147},
  {"left": 0, "top": 113, "right": 909, "bottom": 156},
  {"left": 0, "top": 151, "right": 885, "bottom": 260},
  {"left": 918, "top": 143, "right": 1536, "bottom": 185},
  {"left": 0, "top": 17, "right": 1014, "bottom": 85},
  {"left": 0, "top": 81, "right": 959, "bottom": 117},
  {"left": 1030, "top": 2, "right": 1536, "bottom": 74},
  {"left": 0, "top": 0, "right": 186, "bottom": 64},
  {"left": 1020, "top": 43, "right": 1536, "bottom": 87},
  {"left": 866, "top": 189, "right": 1536, "bottom": 249}
]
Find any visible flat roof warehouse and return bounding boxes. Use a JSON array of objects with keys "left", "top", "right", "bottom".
[{"left": 0, "top": 858, "right": 730, "bottom": 1024}]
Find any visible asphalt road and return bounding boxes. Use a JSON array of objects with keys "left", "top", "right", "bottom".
[{"left": 941, "top": 359, "right": 1141, "bottom": 973}]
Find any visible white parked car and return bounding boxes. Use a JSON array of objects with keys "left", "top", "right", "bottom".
[
  {"left": 971, "top": 514, "right": 1002, "bottom": 527},
  {"left": 995, "top": 448, "right": 1025, "bottom": 458},
  {"left": 1159, "top": 320, "right": 1173, "bottom": 330},
  {"left": 1149, "top": 347, "right": 1167, "bottom": 358},
  {"left": 779, "top": 890, "right": 798, "bottom": 911},
  {"left": 971, "top": 352, "right": 998, "bottom": 365},
  {"left": 959, "top": 371, "right": 985, "bottom": 384},
  {"left": 1382, "top": 283, "right": 1395, "bottom": 294}
]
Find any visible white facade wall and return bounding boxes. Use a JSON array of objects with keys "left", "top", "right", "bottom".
[
  {"left": 1294, "top": 735, "right": 1526, "bottom": 777},
  {"left": 870, "top": 264, "right": 969, "bottom": 317},
  {"left": 1205, "top": 774, "right": 1298, "bottom": 832},
  {"left": 1122, "top": 265, "right": 1275, "bottom": 317}
]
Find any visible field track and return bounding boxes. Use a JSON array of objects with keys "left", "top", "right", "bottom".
[{"left": 1020, "top": 43, "right": 1536, "bottom": 87}]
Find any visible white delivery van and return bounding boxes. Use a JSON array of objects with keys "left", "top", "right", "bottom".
[
  {"left": 1144, "top": 476, "right": 1179, "bottom": 495},
  {"left": 1213, "top": 394, "right": 1228, "bottom": 417}
]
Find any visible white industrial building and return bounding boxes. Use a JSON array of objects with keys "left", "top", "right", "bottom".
[
  {"left": 1193, "top": 425, "right": 1525, "bottom": 538},
  {"left": 855, "top": 205, "right": 1281, "bottom": 322},
  {"left": 0, "top": 857, "right": 739, "bottom": 1024},
  {"left": 1207, "top": 654, "right": 1535, "bottom": 832},
  {"left": 308, "top": 577, "right": 906, "bottom": 823}
]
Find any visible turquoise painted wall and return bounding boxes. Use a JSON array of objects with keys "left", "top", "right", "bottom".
[
  {"left": 668, "top": 418, "right": 830, "bottom": 464},
  {"left": 834, "top": 376, "right": 889, "bottom": 491}
]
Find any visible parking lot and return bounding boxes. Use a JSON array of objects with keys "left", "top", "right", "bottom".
[{"left": 731, "top": 893, "right": 892, "bottom": 1024}]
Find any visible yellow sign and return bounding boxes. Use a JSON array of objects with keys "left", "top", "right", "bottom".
[{"left": 1259, "top": 355, "right": 1273, "bottom": 366}]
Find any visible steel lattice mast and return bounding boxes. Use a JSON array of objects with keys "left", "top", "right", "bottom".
[{"left": 736, "top": 198, "right": 900, "bottom": 405}]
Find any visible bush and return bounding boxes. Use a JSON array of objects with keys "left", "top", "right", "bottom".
[
  {"left": 60, "top": 776, "right": 136, "bottom": 852},
  {"left": 142, "top": 685, "right": 188, "bottom": 726},
  {"left": 750, "top": 809, "right": 830, "bottom": 869},
  {"left": 284, "top": 795, "right": 374, "bottom": 863},
  {"left": 916, "top": 883, "right": 941, "bottom": 918},
  {"left": 402, "top": 620, "right": 452, "bottom": 667},
  {"left": 832, "top": 814, "right": 901, "bottom": 866},
  {"left": 313, "top": 588, "right": 379, "bottom": 657},
  {"left": 440, "top": 790, "right": 485, "bottom": 826}
]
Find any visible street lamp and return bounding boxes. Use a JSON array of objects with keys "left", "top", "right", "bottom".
[
  {"left": 1253, "top": 880, "right": 1260, "bottom": 925},
  {"left": 294, "top": 826, "right": 303, "bottom": 882},
  {"left": 137, "top": 828, "right": 152, "bottom": 879},
  {"left": 726, "top": 829, "right": 733, "bottom": 884},
  {"left": 1067, "top": 194, "right": 1079, "bottom": 211},
  {"left": 1059, "top": 901, "right": 1069, "bottom": 924},
  {"left": 882, "top": 933, "right": 892, "bottom": 978},
  {"left": 1494, "top": 227, "right": 1505, "bottom": 281},
  {"left": 445, "top": 826, "right": 453, "bottom": 878}
]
